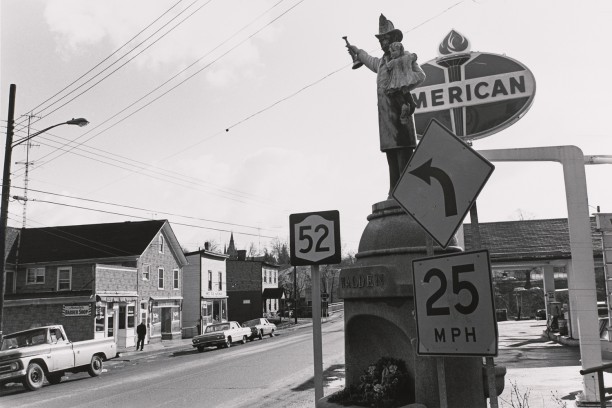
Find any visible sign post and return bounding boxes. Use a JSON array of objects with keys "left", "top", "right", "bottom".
[{"left": 289, "top": 210, "right": 341, "bottom": 403}]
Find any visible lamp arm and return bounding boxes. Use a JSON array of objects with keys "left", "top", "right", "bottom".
[{"left": 11, "top": 122, "right": 68, "bottom": 148}]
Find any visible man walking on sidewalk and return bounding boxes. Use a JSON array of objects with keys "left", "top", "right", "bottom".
[{"left": 136, "top": 320, "right": 147, "bottom": 351}]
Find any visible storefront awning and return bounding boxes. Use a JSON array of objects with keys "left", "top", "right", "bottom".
[
  {"left": 262, "top": 288, "right": 285, "bottom": 299},
  {"left": 150, "top": 296, "right": 183, "bottom": 300},
  {"left": 96, "top": 292, "right": 138, "bottom": 302}
]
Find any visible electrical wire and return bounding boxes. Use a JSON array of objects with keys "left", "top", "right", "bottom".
[
  {"left": 13, "top": 0, "right": 188, "bottom": 131},
  {"left": 28, "top": 0, "right": 301, "bottom": 168},
  {"left": 12, "top": 0, "right": 207, "bottom": 134},
  {"left": 17, "top": 197, "right": 277, "bottom": 239},
  {"left": 10, "top": 185, "right": 279, "bottom": 233}
]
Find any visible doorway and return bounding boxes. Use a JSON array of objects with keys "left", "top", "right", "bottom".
[{"left": 161, "top": 308, "right": 171, "bottom": 337}]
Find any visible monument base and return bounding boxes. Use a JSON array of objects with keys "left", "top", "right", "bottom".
[{"left": 338, "top": 199, "right": 504, "bottom": 407}]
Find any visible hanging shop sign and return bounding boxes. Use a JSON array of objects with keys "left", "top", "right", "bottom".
[{"left": 412, "top": 29, "right": 536, "bottom": 142}]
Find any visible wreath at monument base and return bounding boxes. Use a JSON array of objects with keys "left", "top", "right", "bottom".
[{"left": 328, "top": 357, "right": 411, "bottom": 408}]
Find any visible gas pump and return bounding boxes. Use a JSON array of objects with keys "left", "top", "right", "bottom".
[{"left": 548, "top": 301, "right": 563, "bottom": 332}]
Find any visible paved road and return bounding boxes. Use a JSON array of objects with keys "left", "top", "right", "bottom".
[
  {"left": 0, "top": 316, "right": 595, "bottom": 408},
  {"left": 0, "top": 316, "right": 345, "bottom": 408}
]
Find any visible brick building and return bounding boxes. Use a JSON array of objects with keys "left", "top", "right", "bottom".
[
  {"left": 3, "top": 220, "right": 187, "bottom": 347},
  {"left": 226, "top": 250, "right": 281, "bottom": 324}
]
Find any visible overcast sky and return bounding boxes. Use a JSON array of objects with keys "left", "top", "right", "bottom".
[{"left": 1, "top": 0, "right": 611, "bottom": 256}]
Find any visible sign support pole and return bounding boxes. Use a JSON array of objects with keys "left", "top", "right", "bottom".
[
  {"left": 425, "top": 234, "right": 448, "bottom": 408},
  {"left": 312, "top": 264, "right": 324, "bottom": 402},
  {"left": 469, "top": 203, "right": 499, "bottom": 408}
]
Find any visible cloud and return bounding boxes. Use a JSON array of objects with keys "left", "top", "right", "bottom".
[{"left": 44, "top": 0, "right": 278, "bottom": 83}]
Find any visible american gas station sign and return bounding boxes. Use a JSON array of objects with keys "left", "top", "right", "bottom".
[{"left": 412, "top": 30, "right": 536, "bottom": 142}]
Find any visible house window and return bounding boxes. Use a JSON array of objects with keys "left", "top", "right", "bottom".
[
  {"left": 57, "top": 267, "right": 72, "bottom": 291},
  {"left": 173, "top": 269, "right": 179, "bottom": 290},
  {"left": 159, "top": 234, "right": 164, "bottom": 253},
  {"left": 218, "top": 272, "right": 222, "bottom": 291},
  {"left": 26, "top": 267, "right": 45, "bottom": 284},
  {"left": 264, "top": 271, "right": 267, "bottom": 283},
  {"left": 143, "top": 264, "right": 150, "bottom": 281},
  {"left": 208, "top": 270, "right": 213, "bottom": 291},
  {"left": 274, "top": 271, "right": 277, "bottom": 283},
  {"left": 158, "top": 268, "right": 164, "bottom": 289}
]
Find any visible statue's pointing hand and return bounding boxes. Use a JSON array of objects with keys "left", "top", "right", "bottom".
[{"left": 346, "top": 44, "right": 359, "bottom": 56}]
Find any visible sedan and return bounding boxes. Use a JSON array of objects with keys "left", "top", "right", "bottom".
[{"left": 242, "top": 318, "right": 277, "bottom": 341}]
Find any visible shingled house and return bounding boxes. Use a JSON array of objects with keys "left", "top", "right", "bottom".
[{"left": 3, "top": 220, "right": 187, "bottom": 347}]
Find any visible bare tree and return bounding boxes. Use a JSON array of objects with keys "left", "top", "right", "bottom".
[{"left": 247, "top": 242, "right": 260, "bottom": 258}]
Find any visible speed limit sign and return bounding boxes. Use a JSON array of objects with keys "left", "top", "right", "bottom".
[
  {"left": 289, "top": 210, "right": 341, "bottom": 266},
  {"left": 412, "top": 249, "right": 497, "bottom": 356}
]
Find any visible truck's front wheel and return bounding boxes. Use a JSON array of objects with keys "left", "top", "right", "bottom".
[
  {"left": 23, "top": 363, "right": 45, "bottom": 391},
  {"left": 87, "top": 355, "right": 103, "bottom": 377}
]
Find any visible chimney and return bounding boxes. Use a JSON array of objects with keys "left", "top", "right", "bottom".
[
  {"left": 204, "top": 242, "right": 210, "bottom": 251},
  {"left": 237, "top": 250, "right": 246, "bottom": 261}
]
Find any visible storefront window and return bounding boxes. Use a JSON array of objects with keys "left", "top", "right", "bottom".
[
  {"left": 119, "top": 306, "right": 126, "bottom": 329},
  {"left": 213, "top": 301, "right": 220, "bottom": 323},
  {"left": 96, "top": 306, "right": 105, "bottom": 332},
  {"left": 127, "top": 306, "right": 135, "bottom": 328}
]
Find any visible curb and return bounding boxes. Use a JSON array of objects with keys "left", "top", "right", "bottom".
[
  {"left": 542, "top": 330, "right": 580, "bottom": 347},
  {"left": 113, "top": 317, "right": 331, "bottom": 359}
]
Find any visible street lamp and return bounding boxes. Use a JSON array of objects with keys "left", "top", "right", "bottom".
[
  {"left": 0, "top": 84, "right": 89, "bottom": 336},
  {"left": 11, "top": 117, "right": 89, "bottom": 148}
]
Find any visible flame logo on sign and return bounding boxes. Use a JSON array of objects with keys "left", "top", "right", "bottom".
[{"left": 438, "top": 29, "right": 471, "bottom": 56}]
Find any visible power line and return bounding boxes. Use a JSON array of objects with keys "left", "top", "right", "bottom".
[
  {"left": 27, "top": 0, "right": 300, "bottom": 168},
  {"left": 10, "top": 185, "right": 279, "bottom": 234},
  {"left": 13, "top": 0, "right": 206, "bottom": 134},
  {"left": 26, "top": 0, "right": 213, "bottom": 129},
  {"left": 14, "top": 197, "right": 277, "bottom": 239},
  {"left": 8, "top": 127, "right": 282, "bottom": 209},
  {"left": 15, "top": 0, "right": 188, "bottom": 130}
]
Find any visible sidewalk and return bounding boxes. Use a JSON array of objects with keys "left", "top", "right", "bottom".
[
  {"left": 115, "top": 317, "right": 316, "bottom": 358},
  {"left": 496, "top": 320, "right": 612, "bottom": 408}
]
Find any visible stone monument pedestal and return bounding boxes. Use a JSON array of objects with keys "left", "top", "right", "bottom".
[{"left": 337, "top": 199, "right": 504, "bottom": 407}]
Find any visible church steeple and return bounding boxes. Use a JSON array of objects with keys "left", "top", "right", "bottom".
[{"left": 227, "top": 232, "right": 238, "bottom": 259}]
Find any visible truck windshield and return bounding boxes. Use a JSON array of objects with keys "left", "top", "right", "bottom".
[{"left": 1, "top": 328, "right": 48, "bottom": 350}]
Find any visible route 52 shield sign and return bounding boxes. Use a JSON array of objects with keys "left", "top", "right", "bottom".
[{"left": 290, "top": 210, "right": 341, "bottom": 266}]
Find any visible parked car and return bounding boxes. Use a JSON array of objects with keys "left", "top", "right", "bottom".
[
  {"left": 535, "top": 309, "right": 546, "bottom": 320},
  {"left": 242, "top": 318, "right": 277, "bottom": 341},
  {"left": 0, "top": 325, "right": 116, "bottom": 391},
  {"left": 192, "top": 321, "right": 251, "bottom": 352}
]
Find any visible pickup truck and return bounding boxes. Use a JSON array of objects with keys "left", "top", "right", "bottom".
[
  {"left": 0, "top": 325, "right": 116, "bottom": 391},
  {"left": 192, "top": 321, "right": 252, "bottom": 352}
]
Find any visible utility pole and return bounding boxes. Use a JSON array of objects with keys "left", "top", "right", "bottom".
[
  {"left": 0, "top": 84, "right": 17, "bottom": 337},
  {"left": 17, "top": 113, "right": 40, "bottom": 228}
]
